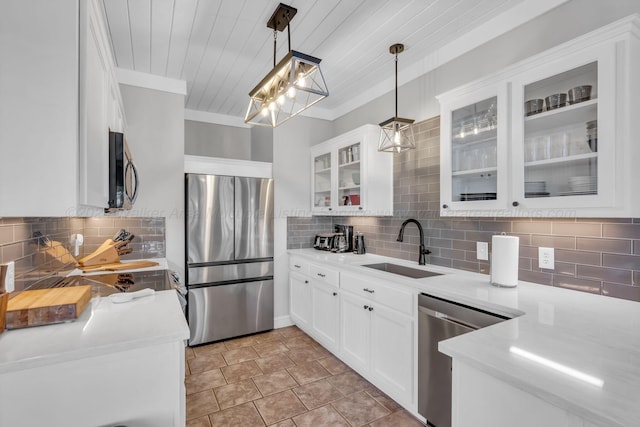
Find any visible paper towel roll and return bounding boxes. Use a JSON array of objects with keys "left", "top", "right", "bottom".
[{"left": 491, "top": 235, "right": 519, "bottom": 287}]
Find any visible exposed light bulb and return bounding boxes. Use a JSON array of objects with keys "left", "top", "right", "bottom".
[
  {"left": 277, "top": 95, "right": 285, "bottom": 105},
  {"left": 393, "top": 131, "right": 401, "bottom": 144},
  {"left": 474, "top": 126, "right": 479, "bottom": 135},
  {"left": 261, "top": 108, "right": 268, "bottom": 117},
  {"left": 287, "top": 86, "right": 296, "bottom": 98},
  {"left": 268, "top": 101, "right": 276, "bottom": 111},
  {"left": 298, "top": 75, "right": 307, "bottom": 88},
  {"left": 460, "top": 130, "right": 465, "bottom": 138}
]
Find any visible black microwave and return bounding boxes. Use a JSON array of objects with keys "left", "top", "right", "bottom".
[{"left": 106, "top": 131, "right": 139, "bottom": 213}]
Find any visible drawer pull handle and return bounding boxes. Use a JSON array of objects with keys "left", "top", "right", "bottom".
[
  {"left": 332, "top": 292, "right": 337, "bottom": 296},
  {"left": 363, "top": 288, "right": 374, "bottom": 293},
  {"left": 317, "top": 273, "right": 326, "bottom": 278},
  {"left": 363, "top": 305, "right": 369, "bottom": 310},
  {"left": 294, "top": 264, "right": 301, "bottom": 268},
  {"left": 368, "top": 306, "right": 374, "bottom": 311}
]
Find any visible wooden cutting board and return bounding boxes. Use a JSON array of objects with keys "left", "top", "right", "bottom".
[
  {"left": 5, "top": 285, "right": 92, "bottom": 329},
  {"left": 79, "top": 260, "right": 160, "bottom": 273}
]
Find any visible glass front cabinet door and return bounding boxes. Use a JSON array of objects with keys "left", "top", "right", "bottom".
[
  {"left": 510, "top": 43, "right": 616, "bottom": 214},
  {"left": 440, "top": 84, "right": 508, "bottom": 215},
  {"left": 312, "top": 151, "right": 333, "bottom": 212},
  {"left": 311, "top": 124, "right": 393, "bottom": 216}
]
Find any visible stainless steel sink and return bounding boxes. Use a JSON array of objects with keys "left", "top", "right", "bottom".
[{"left": 362, "top": 263, "right": 443, "bottom": 279}]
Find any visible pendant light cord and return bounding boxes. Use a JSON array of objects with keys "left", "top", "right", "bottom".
[
  {"left": 273, "top": 30, "right": 277, "bottom": 67},
  {"left": 395, "top": 51, "right": 398, "bottom": 119}
]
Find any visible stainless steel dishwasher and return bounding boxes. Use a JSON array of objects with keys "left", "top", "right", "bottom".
[{"left": 418, "top": 292, "right": 511, "bottom": 427}]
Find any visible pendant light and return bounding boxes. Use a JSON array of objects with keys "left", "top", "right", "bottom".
[
  {"left": 378, "top": 43, "right": 415, "bottom": 152},
  {"left": 245, "top": 3, "right": 329, "bottom": 127}
]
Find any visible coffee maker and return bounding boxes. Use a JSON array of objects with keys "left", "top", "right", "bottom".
[{"left": 334, "top": 224, "right": 353, "bottom": 252}]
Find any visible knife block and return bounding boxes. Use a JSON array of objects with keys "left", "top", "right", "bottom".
[{"left": 77, "top": 240, "right": 121, "bottom": 267}]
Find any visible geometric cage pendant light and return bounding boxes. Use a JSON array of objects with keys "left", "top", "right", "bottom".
[
  {"left": 378, "top": 43, "right": 415, "bottom": 152},
  {"left": 245, "top": 3, "right": 329, "bottom": 127}
]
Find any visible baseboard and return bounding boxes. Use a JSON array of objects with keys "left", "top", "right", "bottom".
[{"left": 274, "top": 315, "right": 294, "bottom": 329}]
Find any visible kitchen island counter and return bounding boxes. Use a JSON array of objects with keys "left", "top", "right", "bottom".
[
  {"left": 0, "top": 290, "right": 189, "bottom": 427},
  {"left": 289, "top": 248, "right": 640, "bottom": 427}
]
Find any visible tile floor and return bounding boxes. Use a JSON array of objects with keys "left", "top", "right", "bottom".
[{"left": 185, "top": 326, "right": 425, "bottom": 426}]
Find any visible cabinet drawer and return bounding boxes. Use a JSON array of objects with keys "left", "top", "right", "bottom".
[
  {"left": 309, "top": 264, "right": 339, "bottom": 286},
  {"left": 289, "top": 256, "right": 310, "bottom": 275},
  {"left": 341, "top": 272, "right": 413, "bottom": 315}
]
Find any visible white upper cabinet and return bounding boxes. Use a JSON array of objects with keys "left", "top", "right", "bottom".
[
  {"left": 0, "top": 0, "right": 125, "bottom": 216},
  {"left": 440, "top": 84, "right": 509, "bottom": 213},
  {"left": 79, "top": 0, "right": 126, "bottom": 209},
  {"left": 439, "top": 15, "right": 640, "bottom": 217},
  {"left": 311, "top": 124, "right": 393, "bottom": 216}
]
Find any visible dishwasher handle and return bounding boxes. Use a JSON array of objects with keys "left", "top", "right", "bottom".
[{"left": 418, "top": 305, "right": 478, "bottom": 332}]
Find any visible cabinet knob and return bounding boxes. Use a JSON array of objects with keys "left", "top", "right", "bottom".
[
  {"left": 368, "top": 306, "right": 373, "bottom": 311},
  {"left": 358, "top": 207, "right": 363, "bottom": 210},
  {"left": 442, "top": 204, "right": 448, "bottom": 209},
  {"left": 363, "top": 305, "right": 369, "bottom": 310},
  {"left": 512, "top": 201, "right": 519, "bottom": 207},
  {"left": 304, "top": 280, "right": 309, "bottom": 284},
  {"left": 332, "top": 292, "right": 337, "bottom": 296},
  {"left": 294, "top": 264, "right": 301, "bottom": 268},
  {"left": 328, "top": 208, "right": 332, "bottom": 211}
]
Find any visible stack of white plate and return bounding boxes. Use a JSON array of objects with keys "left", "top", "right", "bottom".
[{"left": 567, "top": 176, "right": 597, "bottom": 194}]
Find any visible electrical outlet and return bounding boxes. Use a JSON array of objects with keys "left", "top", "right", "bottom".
[
  {"left": 476, "top": 241, "right": 489, "bottom": 260},
  {"left": 538, "top": 247, "right": 555, "bottom": 270},
  {"left": 4, "top": 261, "right": 15, "bottom": 293}
]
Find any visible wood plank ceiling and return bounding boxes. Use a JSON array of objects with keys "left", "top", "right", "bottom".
[{"left": 101, "top": 0, "right": 530, "bottom": 121}]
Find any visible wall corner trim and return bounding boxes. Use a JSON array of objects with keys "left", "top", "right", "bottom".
[{"left": 115, "top": 68, "right": 187, "bottom": 95}]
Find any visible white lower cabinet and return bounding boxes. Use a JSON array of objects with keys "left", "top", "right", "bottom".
[
  {"left": 311, "top": 281, "right": 340, "bottom": 353},
  {"left": 370, "top": 302, "right": 414, "bottom": 403},
  {"left": 339, "top": 292, "right": 372, "bottom": 372},
  {"left": 339, "top": 290, "right": 414, "bottom": 408},
  {"left": 289, "top": 255, "right": 416, "bottom": 412},
  {"left": 289, "top": 271, "right": 312, "bottom": 329}
]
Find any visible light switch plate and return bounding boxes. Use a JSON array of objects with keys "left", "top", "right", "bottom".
[
  {"left": 538, "top": 247, "right": 555, "bottom": 270},
  {"left": 476, "top": 241, "right": 489, "bottom": 260}
]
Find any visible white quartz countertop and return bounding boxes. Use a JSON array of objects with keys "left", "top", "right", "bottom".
[
  {"left": 289, "top": 248, "right": 640, "bottom": 427},
  {"left": 0, "top": 290, "right": 189, "bottom": 374}
]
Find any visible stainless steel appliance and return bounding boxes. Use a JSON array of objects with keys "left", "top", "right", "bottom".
[
  {"left": 313, "top": 233, "right": 338, "bottom": 251},
  {"left": 354, "top": 232, "right": 366, "bottom": 254},
  {"left": 185, "top": 174, "right": 274, "bottom": 345},
  {"left": 418, "top": 293, "right": 509, "bottom": 427},
  {"left": 334, "top": 224, "right": 353, "bottom": 252},
  {"left": 106, "top": 131, "right": 139, "bottom": 213}
]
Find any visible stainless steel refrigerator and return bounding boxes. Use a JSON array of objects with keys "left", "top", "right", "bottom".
[{"left": 185, "top": 174, "right": 274, "bottom": 345}]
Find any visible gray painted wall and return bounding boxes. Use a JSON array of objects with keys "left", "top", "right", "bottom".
[
  {"left": 273, "top": 116, "right": 333, "bottom": 322},
  {"left": 333, "top": 0, "right": 640, "bottom": 135},
  {"left": 120, "top": 84, "right": 185, "bottom": 276},
  {"left": 185, "top": 120, "right": 252, "bottom": 160},
  {"left": 251, "top": 125, "right": 274, "bottom": 163},
  {"left": 184, "top": 119, "right": 274, "bottom": 162}
]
